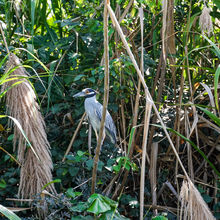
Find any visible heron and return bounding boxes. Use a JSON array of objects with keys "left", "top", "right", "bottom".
[{"left": 73, "top": 88, "right": 117, "bottom": 145}]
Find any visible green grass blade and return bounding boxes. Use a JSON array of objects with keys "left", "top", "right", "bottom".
[
  {"left": 0, "top": 81, "right": 25, "bottom": 98},
  {"left": 153, "top": 124, "right": 220, "bottom": 177},
  {"left": 202, "top": 35, "right": 220, "bottom": 58},
  {"left": 127, "top": 126, "right": 136, "bottom": 156},
  {"left": 0, "top": 115, "right": 40, "bottom": 161},
  {"left": 214, "top": 65, "right": 220, "bottom": 110},
  {"left": 31, "top": 0, "right": 36, "bottom": 35},
  {"left": 0, "top": 204, "right": 21, "bottom": 220},
  {"left": 197, "top": 106, "right": 220, "bottom": 127},
  {"left": 42, "top": 179, "right": 61, "bottom": 190}
]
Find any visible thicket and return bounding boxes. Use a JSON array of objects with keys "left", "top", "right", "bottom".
[{"left": 0, "top": 0, "right": 219, "bottom": 219}]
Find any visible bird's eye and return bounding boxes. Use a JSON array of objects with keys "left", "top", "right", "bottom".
[{"left": 85, "top": 90, "right": 89, "bottom": 94}]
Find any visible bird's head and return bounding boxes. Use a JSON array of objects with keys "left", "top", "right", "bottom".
[{"left": 73, "top": 88, "right": 97, "bottom": 98}]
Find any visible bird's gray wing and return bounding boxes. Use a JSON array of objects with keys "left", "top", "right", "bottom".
[{"left": 95, "top": 104, "right": 117, "bottom": 144}]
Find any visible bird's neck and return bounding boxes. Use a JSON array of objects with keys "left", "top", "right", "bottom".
[{"left": 85, "top": 95, "right": 97, "bottom": 101}]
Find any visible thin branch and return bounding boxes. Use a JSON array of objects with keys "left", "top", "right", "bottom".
[
  {"left": 91, "top": 0, "right": 109, "bottom": 194},
  {"left": 62, "top": 112, "right": 86, "bottom": 162},
  {"left": 0, "top": 22, "right": 10, "bottom": 54}
]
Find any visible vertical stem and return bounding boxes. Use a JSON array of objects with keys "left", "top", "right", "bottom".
[
  {"left": 0, "top": 23, "right": 10, "bottom": 55},
  {"left": 88, "top": 124, "right": 92, "bottom": 159},
  {"left": 140, "top": 101, "right": 152, "bottom": 220},
  {"left": 91, "top": 0, "right": 109, "bottom": 194}
]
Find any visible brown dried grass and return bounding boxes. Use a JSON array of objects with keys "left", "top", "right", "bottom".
[
  {"left": 1, "top": 54, "right": 56, "bottom": 199},
  {"left": 199, "top": 6, "right": 213, "bottom": 36},
  {"left": 180, "top": 180, "right": 215, "bottom": 220}
]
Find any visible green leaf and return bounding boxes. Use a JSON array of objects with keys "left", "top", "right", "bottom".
[
  {"left": 197, "top": 106, "right": 220, "bottom": 127},
  {"left": 70, "top": 202, "right": 88, "bottom": 212},
  {"left": 68, "top": 166, "right": 79, "bottom": 176},
  {"left": 0, "top": 179, "right": 6, "bottom": 189},
  {"left": 87, "top": 194, "right": 111, "bottom": 215},
  {"left": 31, "top": 0, "right": 36, "bottom": 35},
  {"left": 7, "top": 134, "right": 14, "bottom": 141},
  {"left": 202, "top": 194, "right": 213, "bottom": 203},
  {"left": 0, "top": 204, "right": 21, "bottom": 220},
  {"left": 77, "top": 150, "right": 86, "bottom": 157},
  {"left": 86, "top": 159, "right": 93, "bottom": 170},
  {"left": 214, "top": 65, "right": 220, "bottom": 110},
  {"left": 127, "top": 127, "right": 136, "bottom": 156},
  {"left": 66, "top": 188, "right": 82, "bottom": 198},
  {"left": 202, "top": 35, "right": 220, "bottom": 58},
  {"left": 152, "top": 216, "right": 168, "bottom": 220},
  {"left": 88, "top": 77, "right": 95, "bottom": 83},
  {"left": 74, "top": 74, "right": 86, "bottom": 81},
  {"left": 71, "top": 216, "right": 94, "bottom": 220},
  {"left": 100, "top": 210, "right": 130, "bottom": 220}
]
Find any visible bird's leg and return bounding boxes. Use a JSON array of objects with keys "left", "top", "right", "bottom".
[
  {"left": 88, "top": 124, "right": 92, "bottom": 159},
  {"left": 94, "top": 129, "right": 106, "bottom": 155},
  {"left": 94, "top": 129, "right": 99, "bottom": 143}
]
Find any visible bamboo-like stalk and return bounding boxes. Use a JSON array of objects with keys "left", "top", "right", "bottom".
[
  {"left": 91, "top": 0, "right": 109, "bottom": 194},
  {"left": 149, "top": 142, "right": 158, "bottom": 216},
  {"left": 140, "top": 101, "right": 152, "bottom": 220},
  {"left": 139, "top": 7, "right": 152, "bottom": 220},
  {"left": 107, "top": 3, "right": 215, "bottom": 219}
]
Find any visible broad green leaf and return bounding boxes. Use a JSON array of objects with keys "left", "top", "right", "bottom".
[
  {"left": 87, "top": 194, "right": 111, "bottom": 215},
  {"left": 70, "top": 202, "right": 88, "bottom": 212},
  {"left": 74, "top": 74, "right": 86, "bottom": 81},
  {"left": 77, "top": 150, "right": 86, "bottom": 157},
  {"left": 100, "top": 210, "right": 130, "bottom": 220},
  {"left": 66, "top": 188, "right": 82, "bottom": 198},
  {"left": 152, "top": 216, "right": 168, "bottom": 220},
  {"left": 0, "top": 204, "right": 21, "bottom": 220},
  {"left": 88, "top": 194, "right": 117, "bottom": 208}
]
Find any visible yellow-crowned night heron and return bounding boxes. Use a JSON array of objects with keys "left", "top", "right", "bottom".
[{"left": 73, "top": 88, "right": 117, "bottom": 145}]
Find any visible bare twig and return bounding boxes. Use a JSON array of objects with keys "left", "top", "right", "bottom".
[
  {"left": 0, "top": 22, "right": 10, "bottom": 54},
  {"left": 62, "top": 112, "right": 86, "bottom": 162}
]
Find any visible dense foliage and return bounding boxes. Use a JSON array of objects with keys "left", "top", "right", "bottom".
[{"left": 0, "top": 0, "right": 219, "bottom": 219}]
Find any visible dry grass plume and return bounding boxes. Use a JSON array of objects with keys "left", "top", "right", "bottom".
[
  {"left": 1, "top": 54, "right": 56, "bottom": 199},
  {"left": 180, "top": 180, "right": 215, "bottom": 220}
]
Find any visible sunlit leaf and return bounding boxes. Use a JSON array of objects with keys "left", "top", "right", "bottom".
[{"left": 0, "top": 204, "right": 21, "bottom": 220}]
